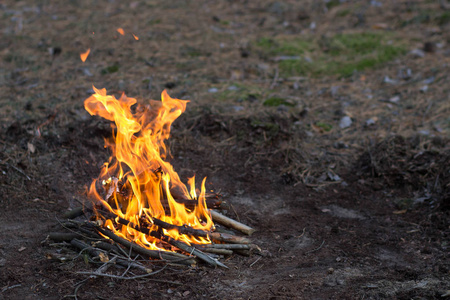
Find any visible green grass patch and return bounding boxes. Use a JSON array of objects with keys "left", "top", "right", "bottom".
[
  {"left": 336, "top": 9, "right": 351, "bottom": 17},
  {"left": 315, "top": 121, "right": 333, "bottom": 132},
  {"left": 255, "top": 37, "right": 313, "bottom": 56},
  {"left": 437, "top": 11, "right": 450, "bottom": 25},
  {"left": 101, "top": 64, "right": 119, "bottom": 74},
  {"left": 263, "top": 97, "right": 294, "bottom": 107},
  {"left": 255, "top": 32, "right": 407, "bottom": 77}
]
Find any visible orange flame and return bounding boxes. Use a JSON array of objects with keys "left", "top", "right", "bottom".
[
  {"left": 117, "top": 28, "right": 125, "bottom": 35},
  {"left": 84, "top": 87, "right": 213, "bottom": 251},
  {"left": 132, "top": 33, "right": 139, "bottom": 41},
  {"left": 80, "top": 48, "right": 90, "bottom": 62}
]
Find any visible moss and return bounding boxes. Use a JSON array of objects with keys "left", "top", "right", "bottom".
[
  {"left": 325, "top": 0, "right": 341, "bottom": 10},
  {"left": 337, "top": 9, "right": 351, "bottom": 17},
  {"left": 315, "top": 121, "right": 333, "bottom": 132},
  {"left": 101, "top": 64, "right": 119, "bottom": 74},
  {"left": 263, "top": 97, "right": 295, "bottom": 107},
  {"left": 437, "top": 11, "right": 450, "bottom": 25}
]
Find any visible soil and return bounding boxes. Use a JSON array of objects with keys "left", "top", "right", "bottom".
[{"left": 0, "top": 1, "right": 449, "bottom": 299}]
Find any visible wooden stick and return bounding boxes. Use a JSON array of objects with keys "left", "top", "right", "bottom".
[
  {"left": 165, "top": 237, "right": 228, "bottom": 269},
  {"left": 94, "top": 226, "right": 196, "bottom": 266},
  {"left": 210, "top": 210, "right": 255, "bottom": 236},
  {"left": 70, "top": 239, "right": 150, "bottom": 273},
  {"left": 209, "top": 232, "right": 251, "bottom": 244},
  {"left": 199, "top": 248, "right": 233, "bottom": 256},
  {"left": 63, "top": 207, "right": 85, "bottom": 219},
  {"left": 198, "top": 243, "right": 251, "bottom": 250}
]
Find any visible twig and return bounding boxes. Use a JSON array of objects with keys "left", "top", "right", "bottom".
[
  {"left": 305, "top": 240, "right": 325, "bottom": 254},
  {"left": 200, "top": 248, "right": 233, "bottom": 256},
  {"left": 96, "top": 256, "right": 118, "bottom": 274},
  {"left": 270, "top": 68, "right": 279, "bottom": 90},
  {"left": 70, "top": 239, "right": 151, "bottom": 273},
  {"left": 1, "top": 284, "right": 22, "bottom": 293},
  {"left": 250, "top": 256, "right": 261, "bottom": 267},
  {"left": 196, "top": 244, "right": 251, "bottom": 250},
  {"left": 94, "top": 226, "right": 196, "bottom": 266},
  {"left": 76, "top": 265, "right": 180, "bottom": 284},
  {"left": 0, "top": 161, "right": 31, "bottom": 180},
  {"left": 165, "top": 237, "right": 228, "bottom": 269}
]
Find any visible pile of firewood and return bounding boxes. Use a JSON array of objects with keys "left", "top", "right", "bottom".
[{"left": 45, "top": 197, "right": 259, "bottom": 276}]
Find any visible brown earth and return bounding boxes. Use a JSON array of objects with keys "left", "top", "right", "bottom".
[{"left": 0, "top": 1, "right": 449, "bottom": 299}]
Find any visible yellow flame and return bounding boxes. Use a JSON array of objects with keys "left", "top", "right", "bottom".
[
  {"left": 80, "top": 48, "right": 90, "bottom": 62},
  {"left": 84, "top": 87, "right": 213, "bottom": 251},
  {"left": 117, "top": 28, "right": 125, "bottom": 35}
]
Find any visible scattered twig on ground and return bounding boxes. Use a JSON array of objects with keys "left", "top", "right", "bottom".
[{"left": 305, "top": 240, "right": 325, "bottom": 254}]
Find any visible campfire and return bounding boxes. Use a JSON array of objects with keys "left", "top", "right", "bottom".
[{"left": 48, "top": 87, "right": 256, "bottom": 270}]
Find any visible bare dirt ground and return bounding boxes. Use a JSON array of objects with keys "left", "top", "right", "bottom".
[{"left": 0, "top": 1, "right": 449, "bottom": 299}]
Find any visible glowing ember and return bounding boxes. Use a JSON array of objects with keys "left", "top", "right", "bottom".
[
  {"left": 117, "top": 28, "right": 125, "bottom": 35},
  {"left": 84, "top": 87, "right": 213, "bottom": 251},
  {"left": 80, "top": 48, "right": 90, "bottom": 62}
]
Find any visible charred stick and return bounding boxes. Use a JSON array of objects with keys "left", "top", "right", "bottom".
[
  {"left": 94, "top": 226, "right": 196, "bottom": 266},
  {"left": 95, "top": 207, "right": 211, "bottom": 240},
  {"left": 100, "top": 216, "right": 226, "bottom": 268},
  {"left": 172, "top": 197, "right": 223, "bottom": 210},
  {"left": 196, "top": 244, "right": 251, "bottom": 250},
  {"left": 152, "top": 218, "right": 209, "bottom": 238},
  {"left": 164, "top": 236, "right": 228, "bottom": 269},
  {"left": 63, "top": 207, "right": 85, "bottom": 219},
  {"left": 199, "top": 248, "right": 233, "bottom": 256},
  {"left": 210, "top": 210, "right": 255, "bottom": 236},
  {"left": 70, "top": 239, "right": 150, "bottom": 273},
  {"left": 98, "top": 207, "right": 249, "bottom": 244}
]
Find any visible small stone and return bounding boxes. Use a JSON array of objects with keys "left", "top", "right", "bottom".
[
  {"left": 370, "top": 0, "right": 382, "bottom": 7},
  {"left": 330, "top": 86, "right": 340, "bottom": 97},
  {"left": 409, "top": 48, "right": 425, "bottom": 58},
  {"left": 208, "top": 88, "right": 218, "bottom": 93},
  {"left": 389, "top": 96, "right": 400, "bottom": 103},
  {"left": 422, "top": 76, "right": 435, "bottom": 84},
  {"left": 420, "top": 85, "right": 428, "bottom": 93},
  {"left": 365, "top": 117, "right": 377, "bottom": 126},
  {"left": 339, "top": 116, "right": 352, "bottom": 129},
  {"left": 383, "top": 76, "right": 397, "bottom": 84}
]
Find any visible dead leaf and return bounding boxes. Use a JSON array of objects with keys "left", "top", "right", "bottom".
[
  {"left": 18, "top": 246, "right": 26, "bottom": 252},
  {"left": 27, "top": 142, "right": 36, "bottom": 153},
  {"left": 393, "top": 209, "right": 407, "bottom": 215},
  {"left": 98, "top": 252, "right": 109, "bottom": 262}
]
